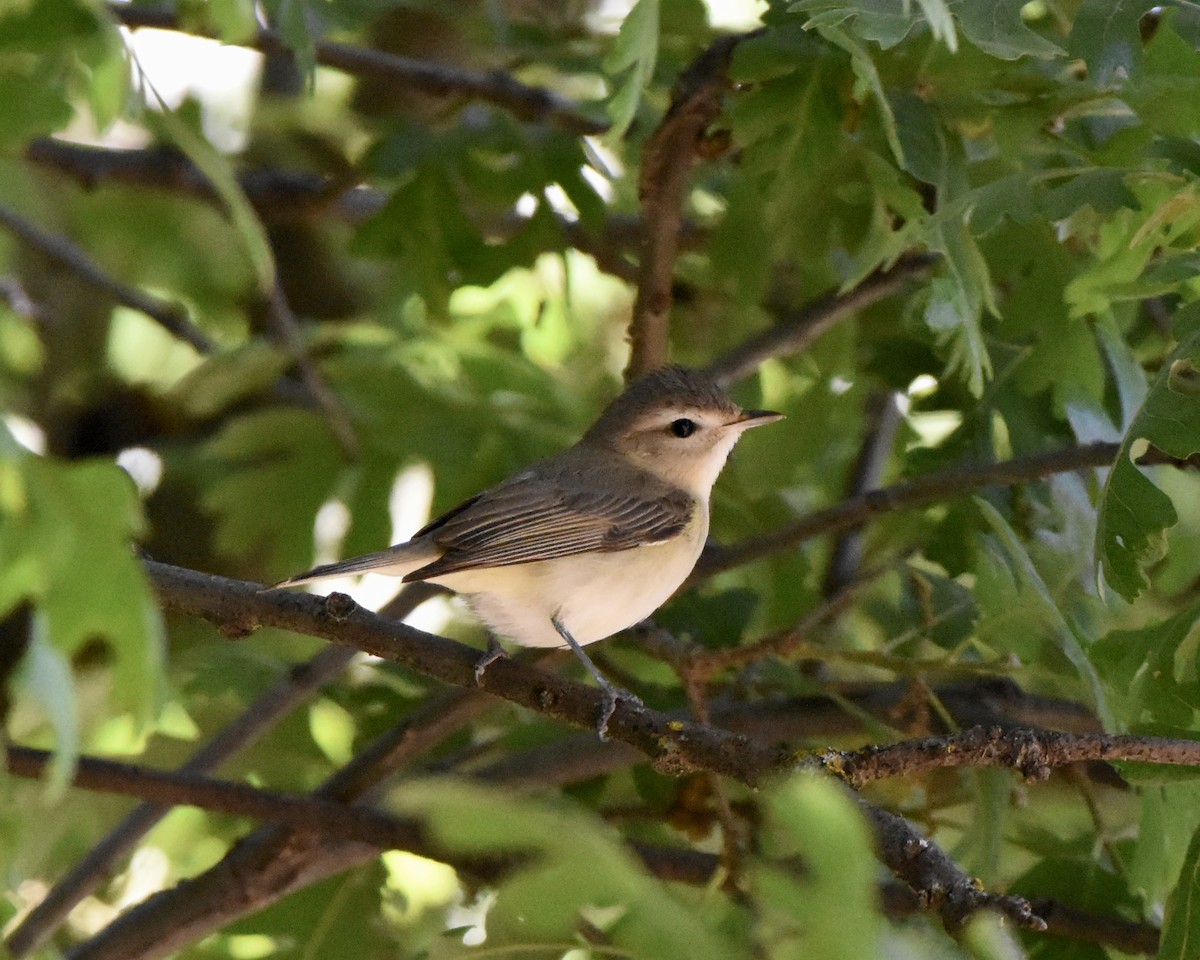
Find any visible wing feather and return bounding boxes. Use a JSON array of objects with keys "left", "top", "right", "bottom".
[{"left": 404, "top": 470, "right": 694, "bottom": 581}]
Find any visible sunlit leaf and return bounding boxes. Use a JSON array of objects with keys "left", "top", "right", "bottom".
[
  {"left": 603, "top": 0, "right": 660, "bottom": 140},
  {"left": 1097, "top": 333, "right": 1200, "bottom": 601}
]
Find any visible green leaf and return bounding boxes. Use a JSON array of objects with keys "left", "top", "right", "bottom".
[
  {"left": 1130, "top": 784, "right": 1200, "bottom": 903},
  {"left": 923, "top": 216, "right": 995, "bottom": 397},
  {"left": 603, "top": 0, "right": 660, "bottom": 140},
  {"left": 0, "top": 450, "right": 164, "bottom": 728},
  {"left": 1096, "top": 332, "right": 1200, "bottom": 601},
  {"left": 145, "top": 108, "right": 276, "bottom": 296},
  {"left": 16, "top": 619, "right": 78, "bottom": 795},
  {"left": 815, "top": 22, "right": 904, "bottom": 165},
  {"left": 1091, "top": 604, "right": 1200, "bottom": 731},
  {"left": 789, "top": 0, "right": 921, "bottom": 49},
  {"left": 207, "top": 0, "right": 259, "bottom": 43},
  {"left": 1042, "top": 169, "right": 1139, "bottom": 219},
  {"left": 1068, "top": 0, "right": 1157, "bottom": 84},
  {"left": 392, "top": 778, "right": 741, "bottom": 960},
  {"left": 754, "top": 774, "right": 881, "bottom": 960},
  {"left": 976, "top": 498, "right": 1112, "bottom": 727},
  {"left": 170, "top": 341, "right": 295, "bottom": 418},
  {"left": 202, "top": 409, "right": 345, "bottom": 573},
  {"left": 950, "top": 0, "right": 1064, "bottom": 60},
  {"left": 1161, "top": 822, "right": 1200, "bottom": 960},
  {"left": 262, "top": 0, "right": 316, "bottom": 78}
]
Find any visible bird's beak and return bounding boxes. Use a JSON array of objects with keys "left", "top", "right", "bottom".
[{"left": 731, "top": 409, "right": 785, "bottom": 430}]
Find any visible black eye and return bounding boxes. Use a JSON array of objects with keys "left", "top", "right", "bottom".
[{"left": 669, "top": 418, "right": 697, "bottom": 438}]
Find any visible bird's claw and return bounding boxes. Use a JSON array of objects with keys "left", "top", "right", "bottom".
[
  {"left": 596, "top": 684, "right": 642, "bottom": 742},
  {"left": 473, "top": 635, "right": 508, "bottom": 685}
]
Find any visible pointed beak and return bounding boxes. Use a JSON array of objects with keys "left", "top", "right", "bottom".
[{"left": 731, "top": 409, "right": 785, "bottom": 430}]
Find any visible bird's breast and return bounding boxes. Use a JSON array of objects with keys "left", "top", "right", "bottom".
[{"left": 436, "top": 507, "right": 708, "bottom": 648}]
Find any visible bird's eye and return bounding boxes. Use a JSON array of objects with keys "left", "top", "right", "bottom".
[{"left": 669, "top": 418, "right": 697, "bottom": 438}]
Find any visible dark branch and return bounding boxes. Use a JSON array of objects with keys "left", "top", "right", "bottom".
[
  {"left": 74, "top": 559, "right": 1181, "bottom": 957},
  {"left": 264, "top": 282, "right": 360, "bottom": 459},
  {"left": 65, "top": 686, "right": 496, "bottom": 960},
  {"left": 861, "top": 800, "right": 1046, "bottom": 933},
  {"left": 0, "top": 203, "right": 216, "bottom": 355},
  {"left": 6, "top": 746, "right": 432, "bottom": 853},
  {"left": 823, "top": 726, "right": 1200, "bottom": 788},
  {"left": 145, "top": 559, "right": 792, "bottom": 784},
  {"left": 110, "top": 6, "right": 608, "bottom": 136},
  {"left": 697, "top": 441, "right": 1121, "bottom": 578},
  {"left": 26, "top": 139, "right": 386, "bottom": 222}
]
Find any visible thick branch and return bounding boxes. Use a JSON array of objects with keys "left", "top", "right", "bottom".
[
  {"left": 698, "top": 441, "right": 1121, "bottom": 578},
  {"left": 111, "top": 6, "right": 607, "bottom": 136},
  {"left": 824, "top": 726, "right": 1200, "bottom": 788},
  {"left": 626, "top": 35, "right": 743, "bottom": 378},
  {"left": 145, "top": 560, "right": 793, "bottom": 784},
  {"left": 862, "top": 801, "right": 1045, "bottom": 933}
]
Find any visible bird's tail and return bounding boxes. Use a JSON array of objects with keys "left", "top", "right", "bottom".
[{"left": 272, "top": 540, "right": 435, "bottom": 588}]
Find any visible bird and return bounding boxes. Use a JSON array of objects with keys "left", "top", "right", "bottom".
[{"left": 275, "top": 364, "right": 782, "bottom": 737}]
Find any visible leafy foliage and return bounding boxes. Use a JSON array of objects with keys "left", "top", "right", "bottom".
[{"left": 5, "top": 0, "right": 1200, "bottom": 958}]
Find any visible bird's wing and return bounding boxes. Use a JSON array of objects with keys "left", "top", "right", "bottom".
[{"left": 405, "top": 473, "right": 695, "bottom": 581}]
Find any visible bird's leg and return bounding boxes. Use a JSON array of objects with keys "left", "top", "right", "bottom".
[
  {"left": 550, "top": 615, "right": 641, "bottom": 741},
  {"left": 474, "top": 633, "right": 508, "bottom": 685}
]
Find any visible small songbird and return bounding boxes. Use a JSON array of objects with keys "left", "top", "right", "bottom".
[{"left": 277, "top": 365, "right": 782, "bottom": 736}]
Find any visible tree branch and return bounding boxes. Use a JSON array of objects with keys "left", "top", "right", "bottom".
[
  {"left": 626, "top": 35, "right": 744, "bottom": 378},
  {"left": 26, "top": 138, "right": 386, "bottom": 222},
  {"left": 145, "top": 559, "right": 793, "bottom": 784},
  {"left": 110, "top": 6, "right": 608, "bottom": 136},
  {"left": 14, "top": 740, "right": 1159, "bottom": 953},
  {"left": 264, "top": 281, "right": 360, "bottom": 459},
  {"left": 66, "top": 686, "right": 495, "bottom": 960},
  {"left": 0, "top": 203, "right": 217, "bottom": 355},
  {"left": 823, "top": 725, "right": 1200, "bottom": 789},
  {"left": 5, "top": 582, "right": 439, "bottom": 958},
  {"left": 704, "top": 253, "right": 939, "bottom": 386},
  {"left": 5, "top": 746, "right": 432, "bottom": 853},
  {"left": 78, "top": 560, "right": 1192, "bottom": 956},
  {"left": 697, "top": 441, "right": 1121, "bottom": 578},
  {"left": 861, "top": 800, "right": 1046, "bottom": 933}
]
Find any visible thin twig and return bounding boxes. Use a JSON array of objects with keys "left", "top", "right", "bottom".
[
  {"left": 821, "top": 392, "right": 904, "bottom": 596},
  {"left": 0, "top": 204, "right": 216, "bottom": 354},
  {"left": 703, "top": 254, "right": 939, "bottom": 386},
  {"left": 110, "top": 6, "right": 608, "bottom": 136},
  {"left": 821, "top": 726, "right": 1200, "bottom": 789},
  {"left": 1029, "top": 896, "right": 1159, "bottom": 955},
  {"left": 626, "top": 35, "right": 744, "bottom": 378},
  {"left": 264, "top": 282, "right": 360, "bottom": 459},
  {"left": 6, "top": 746, "right": 432, "bottom": 852},
  {"left": 697, "top": 441, "right": 1121, "bottom": 578}
]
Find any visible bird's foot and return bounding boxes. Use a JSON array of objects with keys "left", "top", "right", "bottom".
[
  {"left": 473, "top": 634, "right": 508, "bottom": 685},
  {"left": 595, "top": 680, "right": 642, "bottom": 742},
  {"left": 550, "top": 614, "right": 642, "bottom": 741}
]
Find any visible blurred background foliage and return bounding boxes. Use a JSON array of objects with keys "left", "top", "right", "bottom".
[{"left": 3, "top": 0, "right": 1200, "bottom": 958}]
